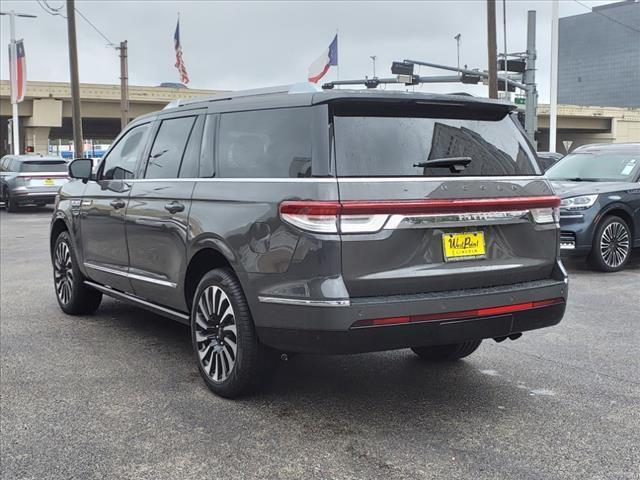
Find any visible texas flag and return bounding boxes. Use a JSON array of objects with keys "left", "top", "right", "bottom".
[
  {"left": 8, "top": 39, "right": 26, "bottom": 103},
  {"left": 307, "top": 34, "right": 338, "bottom": 83}
]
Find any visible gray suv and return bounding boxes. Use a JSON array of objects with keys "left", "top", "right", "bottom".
[
  {"left": 50, "top": 86, "right": 568, "bottom": 398},
  {"left": 1, "top": 155, "right": 69, "bottom": 211}
]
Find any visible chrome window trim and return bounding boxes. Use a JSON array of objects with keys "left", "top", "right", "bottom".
[
  {"left": 258, "top": 296, "right": 351, "bottom": 307},
  {"left": 84, "top": 262, "right": 177, "bottom": 288},
  {"left": 124, "top": 175, "right": 543, "bottom": 183}
]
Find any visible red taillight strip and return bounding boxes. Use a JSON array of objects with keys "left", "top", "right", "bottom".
[
  {"left": 352, "top": 297, "right": 565, "bottom": 328},
  {"left": 280, "top": 196, "right": 560, "bottom": 216}
]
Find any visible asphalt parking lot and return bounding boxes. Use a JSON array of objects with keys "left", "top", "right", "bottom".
[{"left": 1, "top": 207, "right": 639, "bottom": 480}]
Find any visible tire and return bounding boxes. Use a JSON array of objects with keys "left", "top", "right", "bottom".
[
  {"left": 5, "top": 192, "right": 18, "bottom": 212},
  {"left": 191, "top": 268, "right": 277, "bottom": 398},
  {"left": 588, "top": 215, "right": 632, "bottom": 272},
  {"left": 411, "top": 340, "right": 482, "bottom": 362},
  {"left": 52, "top": 231, "right": 102, "bottom": 315}
]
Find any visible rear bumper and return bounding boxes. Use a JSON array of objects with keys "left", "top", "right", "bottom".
[
  {"left": 254, "top": 269, "right": 569, "bottom": 354},
  {"left": 11, "top": 188, "right": 58, "bottom": 204},
  {"left": 258, "top": 301, "right": 566, "bottom": 354}
]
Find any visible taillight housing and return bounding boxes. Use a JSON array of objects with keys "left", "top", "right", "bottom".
[{"left": 279, "top": 196, "right": 561, "bottom": 234}]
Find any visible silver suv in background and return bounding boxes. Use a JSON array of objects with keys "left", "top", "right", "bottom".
[
  {"left": 50, "top": 86, "right": 568, "bottom": 398},
  {"left": 1, "top": 155, "right": 69, "bottom": 212}
]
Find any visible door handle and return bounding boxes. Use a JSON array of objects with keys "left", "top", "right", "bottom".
[
  {"left": 110, "top": 199, "right": 126, "bottom": 209},
  {"left": 164, "top": 201, "right": 185, "bottom": 214}
]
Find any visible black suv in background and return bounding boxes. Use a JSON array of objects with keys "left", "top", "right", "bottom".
[
  {"left": 546, "top": 143, "right": 640, "bottom": 271},
  {"left": 51, "top": 85, "right": 568, "bottom": 398}
]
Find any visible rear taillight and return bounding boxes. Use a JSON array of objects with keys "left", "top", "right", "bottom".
[
  {"left": 530, "top": 207, "right": 560, "bottom": 225},
  {"left": 280, "top": 196, "right": 561, "bottom": 234}
]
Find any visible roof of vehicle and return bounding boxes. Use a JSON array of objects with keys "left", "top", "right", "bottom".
[
  {"left": 572, "top": 143, "right": 640, "bottom": 153},
  {"left": 133, "top": 83, "right": 516, "bottom": 124},
  {"left": 2, "top": 154, "right": 66, "bottom": 162},
  {"left": 537, "top": 152, "right": 564, "bottom": 159}
]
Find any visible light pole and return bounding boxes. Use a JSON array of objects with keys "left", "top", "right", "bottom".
[
  {"left": 0, "top": 10, "right": 37, "bottom": 155},
  {"left": 549, "top": 0, "right": 559, "bottom": 153}
]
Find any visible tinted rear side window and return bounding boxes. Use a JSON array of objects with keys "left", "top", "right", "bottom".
[
  {"left": 217, "top": 108, "right": 312, "bottom": 178},
  {"left": 19, "top": 161, "right": 67, "bottom": 173},
  {"left": 334, "top": 110, "right": 537, "bottom": 177},
  {"left": 145, "top": 116, "right": 196, "bottom": 179}
]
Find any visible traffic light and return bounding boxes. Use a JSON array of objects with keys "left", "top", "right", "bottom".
[
  {"left": 461, "top": 73, "right": 482, "bottom": 84},
  {"left": 497, "top": 78, "right": 516, "bottom": 92},
  {"left": 498, "top": 59, "right": 526, "bottom": 73}
]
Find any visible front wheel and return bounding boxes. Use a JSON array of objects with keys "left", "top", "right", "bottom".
[
  {"left": 411, "top": 340, "right": 482, "bottom": 362},
  {"left": 191, "top": 268, "right": 277, "bottom": 398},
  {"left": 52, "top": 231, "right": 102, "bottom": 314},
  {"left": 589, "top": 216, "right": 632, "bottom": 272}
]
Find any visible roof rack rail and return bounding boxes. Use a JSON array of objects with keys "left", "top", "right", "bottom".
[{"left": 163, "top": 82, "right": 321, "bottom": 110}]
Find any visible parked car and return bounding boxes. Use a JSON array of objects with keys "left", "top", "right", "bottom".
[
  {"left": 546, "top": 143, "right": 640, "bottom": 272},
  {"left": 0, "top": 155, "right": 69, "bottom": 212},
  {"left": 50, "top": 85, "right": 568, "bottom": 398},
  {"left": 536, "top": 151, "right": 564, "bottom": 172}
]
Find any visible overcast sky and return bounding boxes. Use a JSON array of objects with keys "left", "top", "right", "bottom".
[{"left": 0, "top": 0, "right": 620, "bottom": 102}]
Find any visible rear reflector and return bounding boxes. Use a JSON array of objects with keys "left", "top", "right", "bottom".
[
  {"left": 351, "top": 297, "right": 565, "bottom": 328},
  {"left": 280, "top": 196, "right": 561, "bottom": 233}
]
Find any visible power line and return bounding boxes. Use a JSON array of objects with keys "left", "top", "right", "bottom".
[
  {"left": 36, "top": 0, "right": 66, "bottom": 18},
  {"left": 74, "top": 7, "right": 115, "bottom": 47},
  {"left": 36, "top": 0, "right": 116, "bottom": 47},
  {"left": 572, "top": 0, "right": 640, "bottom": 34}
]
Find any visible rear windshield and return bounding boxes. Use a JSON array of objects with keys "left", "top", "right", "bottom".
[
  {"left": 546, "top": 151, "right": 640, "bottom": 182},
  {"left": 19, "top": 161, "right": 67, "bottom": 173},
  {"left": 333, "top": 109, "right": 538, "bottom": 177}
]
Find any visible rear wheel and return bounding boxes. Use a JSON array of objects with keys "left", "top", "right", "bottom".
[
  {"left": 411, "top": 340, "right": 482, "bottom": 362},
  {"left": 191, "top": 268, "right": 277, "bottom": 398},
  {"left": 53, "top": 231, "right": 102, "bottom": 314},
  {"left": 4, "top": 191, "right": 18, "bottom": 212},
  {"left": 589, "top": 216, "right": 631, "bottom": 272}
]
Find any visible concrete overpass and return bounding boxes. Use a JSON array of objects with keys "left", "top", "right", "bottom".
[
  {"left": 1, "top": 80, "right": 638, "bottom": 156},
  {"left": 0, "top": 80, "right": 225, "bottom": 155},
  {"left": 537, "top": 103, "right": 640, "bottom": 152}
]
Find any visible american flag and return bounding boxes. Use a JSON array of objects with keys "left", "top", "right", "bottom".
[
  {"left": 9, "top": 39, "right": 26, "bottom": 103},
  {"left": 174, "top": 19, "right": 189, "bottom": 84}
]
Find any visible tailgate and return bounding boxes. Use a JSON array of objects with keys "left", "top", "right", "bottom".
[
  {"left": 330, "top": 100, "right": 559, "bottom": 298},
  {"left": 337, "top": 178, "right": 559, "bottom": 297}
]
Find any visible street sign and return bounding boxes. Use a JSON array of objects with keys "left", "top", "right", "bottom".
[
  {"left": 563, "top": 140, "right": 573, "bottom": 153},
  {"left": 514, "top": 97, "right": 526, "bottom": 105}
]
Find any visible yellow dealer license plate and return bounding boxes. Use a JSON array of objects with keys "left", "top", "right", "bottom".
[
  {"left": 442, "top": 231, "right": 486, "bottom": 262},
  {"left": 44, "top": 178, "right": 54, "bottom": 186}
]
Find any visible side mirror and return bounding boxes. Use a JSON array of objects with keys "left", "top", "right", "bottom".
[{"left": 68, "top": 158, "right": 93, "bottom": 182}]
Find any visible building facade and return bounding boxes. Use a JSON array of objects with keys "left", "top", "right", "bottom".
[{"left": 558, "top": 0, "right": 640, "bottom": 108}]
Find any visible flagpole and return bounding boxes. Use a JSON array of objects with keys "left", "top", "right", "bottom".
[
  {"left": 9, "top": 12, "right": 19, "bottom": 154},
  {"left": 336, "top": 28, "right": 340, "bottom": 82}
]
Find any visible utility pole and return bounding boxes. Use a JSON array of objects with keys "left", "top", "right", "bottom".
[
  {"left": 0, "top": 10, "right": 37, "bottom": 154},
  {"left": 549, "top": 0, "right": 560, "bottom": 153},
  {"left": 66, "top": 0, "right": 83, "bottom": 158},
  {"left": 486, "top": 0, "right": 498, "bottom": 99},
  {"left": 524, "top": 10, "right": 538, "bottom": 147},
  {"left": 117, "top": 40, "right": 129, "bottom": 130}
]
